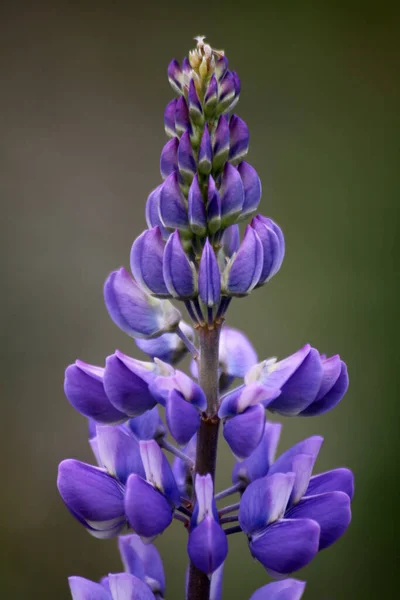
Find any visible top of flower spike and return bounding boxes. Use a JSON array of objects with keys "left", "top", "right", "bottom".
[{"left": 189, "top": 36, "right": 225, "bottom": 78}]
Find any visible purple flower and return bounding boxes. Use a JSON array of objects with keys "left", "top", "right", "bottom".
[
  {"left": 188, "top": 175, "right": 207, "bottom": 236},
  {"left": 145, "top": 185, "right": 169, "bottom": 240},
  {"left": 69, "top": 573, "right": 156, "bottom": 600},
  {"left": 239, "top": 163, "right": 262, "bottom": 220},
  {"left": 104, "top": 268, "right": 181, "bottom": 339},
  {"left": 135, "top": 321, "right": 195, "bottom": 365},
  {"left": 198, "top": 126, "right": 213, "bottom": 174},
  {"left": 198, "top": 239, "right": 221, "bottom": 307},
  {"left": 245, "top": 344, "right": 349, "bottom": 416},
  {"left": 130, "top": 227, "right": 169, "bottom": 297},
  {"left": 188, "top": 474, "right": 228, "bottom": 574},
  {"left": 222, "top": 225, "right": 263, "bottom": 295},
  {"left": 164, "top": 98, "right": 177, "bottom": 139},
  {"left": 219, "top": 162, "right": 245, "bottom": 226},
  {"left": 159, "top": 172, "right": 190, "bottom": 232},
  {"left": 119, "top": 534, "right": 165, "bottom": 597},
  {"left": 160, "top": 137, "right": 178, "bottom": 179},
  {"left": 229, "top": 115, "right": 249, "bottom": 165},
  {"left": 250, "top": 215, "right": 285, "bottom": 285},
  {"left": 238, "top": 435, "right": 353, "bottom": 576},
  {"left": 128, "top": 406, "right": 166, "bottom": 441},
  {"left": 163, "top": 230, "right": 197, "bottom": 299}
]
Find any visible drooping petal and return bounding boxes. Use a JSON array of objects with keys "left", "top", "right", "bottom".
[
  {"left": 222, "top": 226, "right": 263, "bottom": 295},
  {"left": 250, "top": 518, "right": 320, "bottom": 576},
  {"left": 219, "top": 383, "right": 280, "bottom": 417},
  {"left": 57, "top": 459, "right": 125, "bottom": 536},
  {"left": 64, "top": 361, "right": 127, "bottom": 424},
  {"left": 159, "top": 172, "right": 190, "bottom": 233},
  {"left": 130, "top": 227, "right": 169, "bottom": 296},
  {"left": 188, "top": 174, "right": 207, "bottom": 236},
  {"left": 188, "top": 517, "right": 228, "bottom": 575},
  {"left": 125, "top": 474, "right": 173, "bottom": 538},
  {"left": 306, "top": 468, "right": 354, "bottom": 500},
  {"left": 166, "top": 389, "right": 201, "bottom": 445},
  {"left": 249, "top": 579, "right": 306, "bottom": 600},
  {"left": 287, "top": 491, "right": 351, "bottom": 550},
  {"left": 223, "top": 404, "right": 266, "bottom": 459},
  {"left": 104, "top": 268, "right": 181, "bottom": 339},
  {"left": 229, "top": 115, "right": 249, "bottom": 165},
  {"left": 104, "top": 352, "right": 157, "bottom": 417},
  {"left": 69, "top": 576, "right": 111, "bottom": 600},
  {"left": 118, "top": 534, "right": 165, "bottom": 595},
  {"left": 232, "top": 421, "right": 282, "bottom": 485},
  {"left": 108, "top": 573, "right": 155, "bottom": 600},
  {"left": 239, "top": 473, "right": 295, "bottom": 535},
  {"left": 219, "top": 162, "right": 245, "bottom": 226},
  {"left": 160, "top": 137, "right": 179, "bottom": 179},
  {"left": 96, "top": 425, "right": 145, "bottom": 484},
  {"left": 199, "top": 239, "right": 221, "bottom": 306},
  {"left": 163, "top": 230, "right": 197, "bottom": 299}
]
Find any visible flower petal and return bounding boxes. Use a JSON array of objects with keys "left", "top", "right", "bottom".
[
  {"left": 223, "top": 404, "right": 266, "bottom": 459},
  {"left": 130, "top": 227, "right": 168, "bottom": 296},
  {"left": 108, "top": 573, "right": 155, "bottom": 600},
  {"left": 166, "top": 389, "right": 200, "bottom": 445},
  {"left": 249, "top": 579, "right": 306, "bottom": 600},
  {"left": 188, "top": 517, "right": 228, "bottom": 575},
  {"left": 118, "top": 534, "right": 165, "bottom": 595},
  {"left": 69, "top": 576, "right": 111, "bottom": 600},
  {"left": 232, "top": 422, "right": 282, "bottom": 486},
  {"left": 306, "top": 468, "right": 354, "bottom": 500},
  {"left": 125, "top": 474, "right": 173, "bottom": 538},
  {"left": 96, "top": 425, "right": 145, "bottom": 484}
]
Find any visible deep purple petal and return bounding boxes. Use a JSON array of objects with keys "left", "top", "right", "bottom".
[
  {"left": 125, "top": 474, "right": 173, "bottom": 538},
  {"left": 212, "top": 115, "right": 230, "bottom": 171},
  {"left": 287, "top": 491, "right": 351, "bottom": 550},
  {"left": 168, "top": 59, "right": 183, "bottom": 94},
  {"left": 306, "top": 468, "right": 354, "bottom": 500},
  {"left": 249, "top": 579, "right": 306, "bottom": 600},
  {"left": 238, "top": 162, "right": 262, "bottom": 218},
  {"left": 57, "top": 459, "right": 125, "bottom": 524},
  {"left": 96, "top": 425, "right": 145, "bottom": 484},
  {"left": 166, "top": 389, "right": 200, "bottom": 445},
  {"left": 198, "top": 126, "right": 213, "bottom": 174},
  {"left": 188, "top": 174, "right": 207, "bottom": 236},
  {"left": 130, "top": 227, "right": 168, "bottom": 296},
  {"left": 239, "top": 473, "right": 295, "bottom": 534},
  {"left": 188, "top": 517, "right": 228, "bottom": 575},
  {"left": 160, "top": 137, "right": 179, "bottom": 179},
  {"left": 64, "top": 362, "right": 127, "bottom": 424},
  {"left": 159, "top": 172, "right": 190, "bottom": 232},
  {"left": 164, "top": 99, "right": 177, "bottom": 138},
  {"left": 199, "top": 239, "right": 221, "bottom": 306},
  {"left": 69, "top": 576, "right": 111, "bottom": 600},
  {"left": 104, "top": 352, "right": 157, "bottom": 417},
  {"left": 135, "top": 321, "right": 194, "bottom": 365},
  {"left": 145, "top": 185, "right": 169, "bottom": 239},
  {"left": 269, "top": 436, "right": 323, "bottom": 484},
  {"left": 229, "top": 115, "right": 249, "bottom": 165},
  {"left": 250, "top": 518, "right": 320, "bottom": 575},
  {"left": 175, "top": 96, "right": 190, "bottom": 136},
  {"left": 207, "top": 175, "right": 221, "bottom": 233},
  {"left": 178, "top": 130, "right": 196, "bottom": 182},
  {"left": 300, "top": 361, "right": 349, "bottom": 416},
  {"left": 220, "top": 162, "right": 245, "bottom": 225},
  {"left": 223, "top": 404, "right": 266, "bottom": 459},
  {"left": 163, "top": 230, "right": 197, "bottom": 298},
  {"left": 221, "top": 225, "right": 240, "bottom": 257}
]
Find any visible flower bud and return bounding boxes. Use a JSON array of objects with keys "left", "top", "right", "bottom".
[
  {"left": 104, "top": 267, "right": 181, "bottom": 339},
  {"left": 249, "top": 580, "right": 306, "bottom": 600},
  {"left": 175, "top": 96, "right": 190, "bottom": 137},
  {"left": 145, "top": 184, "right": 169, "bottom": 239},
  {"left": 198, "top": 239, "right": 221, "bottom": 307},
  {"left": 160, "top": 137, "right": 179, "bottom": 179},
  {"left": 229, "top": 115, "right": 249, "bottom": 165},
  {"left": 212, "top": 115, "right": 230, "bottom": 171},
  {"left": 198, "top": 126, "right": 212, "bottom": 174},
  {"left": 178, "top": 130, "right": 196, "bottom": 184},
  {"left": 215, "top": 55, "right": 228, "bottom": 80},
  {"left": 163, "top": 230, "right": 197, "bottom": 299},
  {"left": 204, "top": 74, "right": 218, "bottom": 119},
  {"left": 159, "top": 172, "right": 190, "bottom": 232},
  {"left": 232, "top": 421, "right": 282, "bottom": 486},
  {"left": 220, "top": 162, "right": 245, "bottom": 226},
  {"left": 300, "top": 355, "right": 349, "bottom": 417},
  {"left": 221, "top": 224, "right": 240, "bottom": 257},
  {"left": 128, "top": 406, "right": 166, "bottom": 441},
  {"left": 218, "top": 72, "right": 236, "bottom": 113},
  {"left": 188, "top": 174, "right": 207, "bottom": 236},
  {"left": 223, "top": 404, "right": 266, "bottom": 459},
  {"left": 188, "top": 79, "right": 204, "bottom": 127},
  {"left": 166, "top": 388, "right": 201, "bottom": 445},
  {"left": 168, "top": 59, "right": 183, "bottom": 95},
  {"left": 238, "top": 162, "right": 262, "bottom": 219},
  {"left": 222, "top": 225, "right": 263, "bottom": 295},
  {"left": 250, "top": 216, "right": 285, "bottom": 285},
  {"left": 207, "top": 175, "right": 221, "bottom": 233},
  {"left": 130, "top": 227, "right": 169, "bottom": 297},
  {"left": 164, "top": 99, "right": 177, "bottom": 138}
]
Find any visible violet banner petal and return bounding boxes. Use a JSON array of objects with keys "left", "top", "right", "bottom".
[
  {"left": 223, "top": 225, "right": 263, "bottom": 295},
  {"left": 223, "top": 404, "right": 266, "bottom": 459}
]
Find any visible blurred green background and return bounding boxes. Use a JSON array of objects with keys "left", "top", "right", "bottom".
[{"left": 1, "top": 1, "right": 399, "bottom": 598}]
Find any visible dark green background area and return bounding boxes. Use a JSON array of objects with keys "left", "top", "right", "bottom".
[{"left": 1, "top": 1, "right": 399, "bottom": 598}]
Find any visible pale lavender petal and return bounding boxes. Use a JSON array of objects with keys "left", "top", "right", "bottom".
[
  {"left": 108, "top": 572, "right": 155, "bottom": 600},
  {"left": 249, "top": 579, "right": 306, "bottom": 600},
  {"left": 69, "top": 576, "right": 111, "bottom": 600},
  {"left": 96, "top": 424, "right": 145, "bottom": 484},
  {"left": 306, "top": 468, "right": 354, "bottom": 500}
]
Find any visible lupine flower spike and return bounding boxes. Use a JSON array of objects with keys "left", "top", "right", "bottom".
[{"left": 59, "top": 36, "right": 353, "bottom": 600}]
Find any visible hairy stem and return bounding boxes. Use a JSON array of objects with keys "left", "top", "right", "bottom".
[{"left": 187, "top": 324, "right": 221, "bottom": 600}]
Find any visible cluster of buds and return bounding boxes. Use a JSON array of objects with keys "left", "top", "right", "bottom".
[{"left": 59, "top": 37, "right": 353, "bottom": 600}]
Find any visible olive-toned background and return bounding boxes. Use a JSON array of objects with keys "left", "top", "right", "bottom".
[{"left": 2, "top": 1, "right": 399, "bottom": 598}]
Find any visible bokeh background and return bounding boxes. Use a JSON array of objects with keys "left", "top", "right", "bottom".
[{"left": 2, "top": 1, "right": 399, "bottom": 598}]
